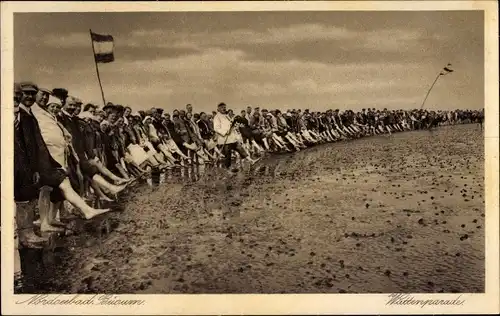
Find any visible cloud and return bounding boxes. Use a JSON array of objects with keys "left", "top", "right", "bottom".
[
  {"left": 361, "top": 29, "right": 437, "bottom": 52},
  {"left": 238, "top": 82, "right": 288, "bottom": 97},
  {"left": 39, "top": 23, "right": 443, "bottom": 56},
  {"left": 43, "top": 32, "right": 91, "bottom": 48},
  {"left": 102, "top": 47, "right": 425, "bottom": 105},
  {"left": 15, "top": 12, "right": 481, "bottom": 113}
]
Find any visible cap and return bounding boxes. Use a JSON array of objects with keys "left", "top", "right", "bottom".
[
  {"left": 19, "top": 82, "right": 38, "bottom": 92},
  {"left": 38, "top": 88, "right": 52, "bottom": 94}
]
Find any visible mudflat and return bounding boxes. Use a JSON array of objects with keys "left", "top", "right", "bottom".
[{"left": 29, "top": 124, "right": 484, "bottom": 294}]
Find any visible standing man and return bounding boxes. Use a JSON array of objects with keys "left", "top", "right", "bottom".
[
  {"left": 213, "top": 102, "right": 258, "bottom": 169},
  {"left": 14, "top": 82, "right": 47, "bottom": 247},
  {"left": 245, "top": 106, "right": 253, "bottom": 122}
]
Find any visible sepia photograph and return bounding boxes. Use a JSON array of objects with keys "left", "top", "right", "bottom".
[{"left": 1, "top": 1, "right": 499, "bottom": 315}]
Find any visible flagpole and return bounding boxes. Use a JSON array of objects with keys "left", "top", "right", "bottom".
[
  {"left": 89, "top": 29, "right": 107, "bottom": 107},
  {"left": 419, "top": 72, "right": 442, "bottom": 110}
]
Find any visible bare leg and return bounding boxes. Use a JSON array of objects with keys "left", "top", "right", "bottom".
[
  {"left": 174, "top": 146, "right": 190, "bottom": 160},
  {"left": 204, "top": 148, "right": 217, "bottom": 160},
  {"left": 196, "top": 148, "right": 208, "bottom": 164},
  {"left": 262, "top": 138, "right": 270, "bottom": 151},
  {"left": 154, "top": 153, "right": 168, "bottom": 165},
  {"left": 91, "top": 159, "right": 128, "bottom": 184},
  {"left": 158, "top": 144, "right": 178, "bottom": 163},
  {"left": 251, "top": 139, "right": 264, "bottom": 152},
  {"left": 16, "top": 201, "right": 47, "bottom": 247},
  {"left": 90, "top": 180, "right": 114, "bottom": 202},
  {"left": 271, "top": 134, "right": 286, "bottom": 149},
  {"left": 286, "top": 134, "right": 301, "bottom": 150},
  {"left": 48, "top": 201, "right": 65, "bottom": 227},
  {"left": 39, "top": 187, "right": 64, "bottom": 232},
  {"left": 336, "top": 126, "right": 347, "bottom": 137},
  {"left": 214, "top": 145, "right": 225, "bottom": 157},
  {"left": 168, "top": 140, "right": 190, "bottom": 160},
  {"left": 92, "top": 174, "right": 127, "bottom": 195},
  {"left": 58, "top": 179, "right": 111, "bottom": 219},
  {"left": 114, "top": 163, "right": 130, "bottom": 180},
  {"left": 183, "top": 142, "right": 198, "bottom": 151}
]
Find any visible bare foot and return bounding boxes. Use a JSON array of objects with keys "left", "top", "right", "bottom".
[
  {"left": 49, "top": 220, "right": 67, "bottom": 227},
  {"left": 82, "top": 208, "right": 112, "bottom": 220},
  {"left": 100, "top": 195, "right": 115, "bottom": 202},
  {"left": 114, "top": 178, "right": 129, "bottom": 185},
  {"left": 110, "top": 184, "right": 127, "bottom": 195},
  {"left": 40, "top": 223, "right": 65, "bottom": 233}
]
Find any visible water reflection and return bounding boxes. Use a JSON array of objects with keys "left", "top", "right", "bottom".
[
  {"left": 146, "top": 158, "right": 292, "bottom": 188},
  {"left": 144, "top": 141, "right": 353, "bottom": 188},
  {"left": 148, "top": 164, "right": 212, "bottom": 187}
]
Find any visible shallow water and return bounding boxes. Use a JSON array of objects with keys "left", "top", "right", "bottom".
[{"left": 18, "top": 124, "right": 485, "bottom": 294}]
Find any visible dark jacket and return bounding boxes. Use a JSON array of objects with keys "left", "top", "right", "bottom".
[
  {"left": 198, "top": 119, "right": 214, "bottom": 140},
  {"left": 15, "top": 107, "right": 66, "bottom": 200},
  {"left": 14, "top": 121, "right": 40, "bottom": 202}
]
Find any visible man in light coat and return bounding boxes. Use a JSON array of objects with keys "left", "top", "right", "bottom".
[{"left": 213, "top": 102, "right": 258, "bottom": 169}]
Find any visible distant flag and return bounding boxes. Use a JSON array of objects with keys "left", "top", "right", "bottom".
[
  {"left": 90, "top": 31, "right": 115, "bottom": 63},
  {"left": 440, "top": 63, "right": 454, "bottom": 75},
  {"left": 421, "top": 63, "right": 455, "bottom": 110}
]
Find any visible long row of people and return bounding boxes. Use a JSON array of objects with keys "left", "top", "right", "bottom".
[{"left": 12, "top": 81, "right": 483, "bottom": 287}]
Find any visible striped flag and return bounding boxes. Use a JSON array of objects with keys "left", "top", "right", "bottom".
[
  {"left": 91, "top": 31, "right": 114, "bottom": 63},
  {"left": 440, "top": 63, "right": 454, "bottom": 75}
]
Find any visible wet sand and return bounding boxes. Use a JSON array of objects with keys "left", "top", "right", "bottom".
[{"left": 23, "top": 124, "right": 484, "bottom": 294}]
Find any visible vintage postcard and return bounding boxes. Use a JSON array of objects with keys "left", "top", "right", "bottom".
[{"left": 1, "top": 1, "right": 498, "bottom": 315}]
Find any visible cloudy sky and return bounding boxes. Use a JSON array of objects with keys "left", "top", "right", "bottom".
[{"left": 14, "top": 11, "right": 483, "bottom": 112}]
